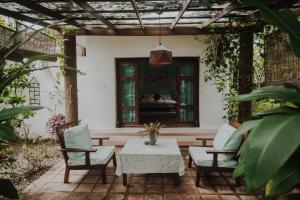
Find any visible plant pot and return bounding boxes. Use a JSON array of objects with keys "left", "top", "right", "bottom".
[{"left": 149, "top": 133, "right": 158, "bottom": 145}]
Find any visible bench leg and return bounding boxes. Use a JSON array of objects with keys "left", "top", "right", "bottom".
[
  {"left": 196, "top": 167, "right": 201, "bottom": 187},
  {"left": 101, "top": 166, "right": 107, "bottom": 184},
  {"left": 64, "top": 167, "right": 70, "bottom": 183},
  {"left": 188, "top": 155, "right": 192, "bottom": 168},
  {"left": 123, "top": 173, "right": 127, "bottom": 186},
  {"left": 113, "top": 153, "right": 117, "bottom": 167},
  {"left": 174, "top": 173, "right": 180, "bottom": 186},
  {"left": 236, "top": 177, "right": 242, "bottom": 186}
]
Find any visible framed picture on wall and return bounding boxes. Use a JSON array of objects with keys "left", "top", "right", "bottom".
[{"left": 144, "top": 71, "right": 169, "bottom": 87}]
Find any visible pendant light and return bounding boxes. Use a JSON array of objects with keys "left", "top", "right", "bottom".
[{"left": 149, "top": 9, "right": 172, "bottom": 66}]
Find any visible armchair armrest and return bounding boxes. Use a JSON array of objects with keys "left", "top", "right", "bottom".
[
  {"left": 206, "top": 149, "right": 237, "bottom": 168},
  {"left": 91, "top": 137, "right": 110, "bottom": 146},
  {"left": 196, "top": 137, "right": 214, "bottom": 147},
  {"left": 60, "top": 148, "right": 97, "bottom": 152},
  {"left": 60, "top": 148, "right": 97, "bottom": 165},
  {"left": 206, "top": 149, "right": 236, "bottom": 154}
]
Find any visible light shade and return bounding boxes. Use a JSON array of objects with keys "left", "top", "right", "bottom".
[{"left": 149, "top": 45, "right": 172, "bottom": 65}]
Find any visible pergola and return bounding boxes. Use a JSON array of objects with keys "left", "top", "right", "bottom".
[{"left": 0, "top": 0, "right": 298, "bottom": 123}]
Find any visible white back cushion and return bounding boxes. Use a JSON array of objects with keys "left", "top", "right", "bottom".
[
  {"left": 213, "top": 123, "right": 237, "bottom": 150},
  {"left": 64, "top": 124, "right": 93, "bottom": 160}
]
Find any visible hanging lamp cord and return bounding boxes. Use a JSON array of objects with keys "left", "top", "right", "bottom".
[{"left": 159, "top": 13, "right": 162, "bottom": 45}]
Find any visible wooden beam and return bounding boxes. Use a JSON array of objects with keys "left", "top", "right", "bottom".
[
  {"left": 22, "top": 7, "right": 228, "bottom": 15},
  {"left": 238, "top": 31, "right": 253, "bottom": 123},
  {"left": 67, "top": 26, "right": 241, "bottom": 36},
  {"left": 130, "top": 0, "right": 144, "bottom": 30},
  {"left": 0, "top": 7, "right": 60, "bottom": 31},
  {"left": 15, "top": 0, "right": 87, "bottom": 30},
  {"left": 84, "top": 21, "right": 229, "bottom": 26},
  {"left": 71, "top": 0, "right": 116, "bottom": 30},
  {"left": 64, "top": 35, "right": 78, "bottom": 123},
  {"left": 170, "top": 0, "right": 193, "bottom": 30},
  {"left": 198, "top": 2, "right": 239, "bottom": 29},
  {"left": 39, "top": 14, "right": 241, "bottom": 21}
]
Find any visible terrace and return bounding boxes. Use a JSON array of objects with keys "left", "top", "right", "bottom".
[{"left": 0, "top": 0, "right": 300, "bottom": 200}]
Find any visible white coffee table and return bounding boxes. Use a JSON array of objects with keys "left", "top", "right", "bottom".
[{"left": 116, "top": 138, "right": 185, "bottom": 185}]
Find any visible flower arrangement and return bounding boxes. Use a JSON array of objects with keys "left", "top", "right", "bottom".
[
  {"left": 46, "top": 113, "right": 65, "bottom": 135},
  {"left": 138, "top": 122, "right": 165, "bottom": 145}
]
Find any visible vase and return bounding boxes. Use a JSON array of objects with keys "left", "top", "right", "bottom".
[{"left": 149, "top": 133, "right": 158, "bottom": 145}]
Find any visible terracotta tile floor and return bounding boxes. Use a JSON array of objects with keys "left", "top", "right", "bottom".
[{"left": 21, "top": 149, "right": 262, "bottom": 200}]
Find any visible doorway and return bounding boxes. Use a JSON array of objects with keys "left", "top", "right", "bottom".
[{"left": 116, "top": 57, "right": 199, "bottom": 127}]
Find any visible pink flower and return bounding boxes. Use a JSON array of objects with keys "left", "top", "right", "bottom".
[{"left": 46, "top": 113, "right": 66, "bottom": 134}]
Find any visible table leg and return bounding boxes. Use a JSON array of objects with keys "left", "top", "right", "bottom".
[
  {"left": 174, "top": 173, "right": 179, "bottom": 186},
  {"left": 123, "top": 173, "right": 127, "bottom": 186}
]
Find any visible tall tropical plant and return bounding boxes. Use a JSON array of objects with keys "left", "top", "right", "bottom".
[
  {"left": 227, "top": 84, "right": 300, "bottom": 199},
  {"left": 0, "top": 22, "right": 65, "bottom": 199}
]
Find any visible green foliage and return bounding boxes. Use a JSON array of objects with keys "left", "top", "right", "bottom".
[
  {"left": 227, "top": 84, "right": 300, "bottom": 103},
  {"left": 227, "top": 84, "right": 300, "bottom": 198},
  {"left": 47, "top": 71, "right": 65, "bottom": 114},
  {"left": 199, "top": 30, "right": 268, "bottom": 120},
  {"left": 200, "top": 33, "right": 240, "bottom": 93},
  {"left": 223, "top": 88, "right": 239, "bottom": 120},
  {"left": 253, "top": 31, "right": 265, "bottom": 88},
  {"left": 0, "top": 106, "right": 42, "bottom": 141},
  {"left": 0, "top": 141, "right": 18, "bottom": 177},
  {"left": 0, "top": 19, "right": 65, "bottom": 199},
  {"left": 20, "top": 143, "right": 56, "bottom": 178},
  {"left": 240, "top": 0, "right": 300, "bottom": 58},
  {"left": 0, "top": 141, "right": 19, "bottom": 199},
  {"left": 0, "top": 139, "right": 59, "bottom": 196},
  {"left": 0, "top": 179, "right": 18, "bottom": 199},
  {"left": 0, "top": 62, "right": 35, "bottom": 133},
  {"left": 253, "top": 99, "right": 279, "bottom": 114},
  {"left": 198, "top": 33, "right": 240, "bottom": 120}
]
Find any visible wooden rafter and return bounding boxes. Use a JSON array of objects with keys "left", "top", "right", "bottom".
[
  {"left": 169, "top": 0, "right": 193, "bottom": 30},
  {"left": 71, "top": 0, "right": 116, "bottom": 30},
  {"left": 83, "top": 21, "right": 229, "bottom": 26},
  {"left": 198, "top": 2, "right": 239, "bottom": 29},
  {"left": 15, "top": 0, "right": 86, "bottom": 30},
  {"left": 39, "top": 14, "right": 241, "bottom": 21},
  {"left": 68, "top": 23, "right": 263, "bottom": 36},
  {"left": 0, "top": 7, "right": 60, "bottom": 31},
  {"left": 130, "top": 0, "right": 144, "bottom": 30},
  {"left": 21, "top": 7, "right": 228, "bottom": 15}
]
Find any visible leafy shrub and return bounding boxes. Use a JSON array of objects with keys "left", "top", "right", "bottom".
[
  {"left": 0, "top": 141, "right": 19, "bottom": 180},
  {"left": 19, "top": 144, "right": 55, "bottom": 178},
  {"left": 46, "top": 113, "right": 65, "bottom": 135}
]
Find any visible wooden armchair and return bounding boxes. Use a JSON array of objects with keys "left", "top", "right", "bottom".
[
  {"left": 188, "top": 122, "right": 242, "bottom": 187},
  {"left": 56, "top": 121, "right": 117, "bottom": 184}
]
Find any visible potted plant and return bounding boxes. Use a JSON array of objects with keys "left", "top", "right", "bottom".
[{"left": 139, "top": 122, "right": 165, "bottom": 145}]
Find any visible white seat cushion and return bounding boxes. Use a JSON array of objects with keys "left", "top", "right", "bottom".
[
  {"left": 68, "top": 146, "right": 116, "bottom": 166},
  {"left": 189, "top": 146, "right": 237, "bottom": 168},
  {"left": 213, "top": 123, "right": 237, "bottom": 150}
]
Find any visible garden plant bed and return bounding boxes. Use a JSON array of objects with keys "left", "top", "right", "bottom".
[{"left": 0, "top": 139, "right": 61, "bottom": 192}]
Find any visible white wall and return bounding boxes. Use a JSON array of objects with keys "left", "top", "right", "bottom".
[
  {"left": 76, "top": 35, "right": 226, "bottom": 132},
  {"left": 25, "top": 63, "right": 65, "bottom": 137}
]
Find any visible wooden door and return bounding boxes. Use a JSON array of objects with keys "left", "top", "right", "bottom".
[
  {"left": 176, "top": 58, "right": 199, "bottom": 126},
  {"left": 116, "top": 59, "right": 139, "bottom": 127}
]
